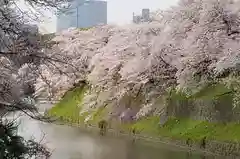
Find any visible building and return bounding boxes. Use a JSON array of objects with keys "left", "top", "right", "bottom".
[
  {"left": 57, "top": 0, "right": 107, "bottom": 32},
  {"left": 22, "top": 24, "right": 39, "bottom": 34},
  {"left": 133, "top": 8, "right": 151, "bottom": 24},
  {"left": 142, "top": 9, "right": 150, "bottom": 22}
]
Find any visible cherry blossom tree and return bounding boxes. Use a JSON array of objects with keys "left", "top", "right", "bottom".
[
  {"left": 39, "top": 0, "right": 240, "bottom": 120},
  {"left": 0, "top": 0, "right": 71, "bottom": 158}
]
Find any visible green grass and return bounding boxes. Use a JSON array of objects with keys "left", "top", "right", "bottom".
[
  {"left": 47, "top": 83, "right": 240, "bottom": 143},
  {"left": 168, "top": 83, "right": 231, "bottom": 101},
  {"left": 47, "top": 86, "right": 87, "bottom": 123},
  {"left": 129, "top": 116, "right": 240, "bottom": 142},
  {"left": 192, "top": 83, "right": 231, "bottom": 100},
  {"left": 47, "top": 85, "right": 109, "bottom": 125},
  {"left": 88, "top": 106, "right": 108, "bottom": 124}
]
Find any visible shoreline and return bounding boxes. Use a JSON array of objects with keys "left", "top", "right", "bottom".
[{"left": 50, "top": 119, "right": 240, "bottom": 158}]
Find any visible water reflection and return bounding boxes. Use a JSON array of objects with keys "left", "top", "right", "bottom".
[
  {"left": 8, "top": 110, "right": 221, "bottom": 159},
  {"left": 127, "top": 142, "right": 210, "bottom": 159}
]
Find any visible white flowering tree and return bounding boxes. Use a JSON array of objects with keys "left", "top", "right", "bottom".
[
  {"left": 0, "top": 0, "right": 72, "bottom": 158},
  {"left": 39, "top": 0, "right": 240, "bottom": 121}
]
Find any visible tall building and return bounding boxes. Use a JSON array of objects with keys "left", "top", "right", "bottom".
[
  {"left": 133, "top": 8, "right": 151, "bottom": 24},
  {"left": 142, "top": 9, "right": 150, "bottom": 22},
  {"left": 57, "top": 0, "right": 107, "bottom": 32}
]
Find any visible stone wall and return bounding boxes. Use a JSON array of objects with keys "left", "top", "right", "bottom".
[{"left": 165, "top": 84, "right": 240, "bottom": 123}]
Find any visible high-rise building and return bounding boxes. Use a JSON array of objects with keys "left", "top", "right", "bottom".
[
  {"left": 142, "top": 9, "right": 150, "bottom": 22},
  {"left": 57, "top": 0, "right": 107, "bottom": 32},
  {"left": 133, "top": 8, "right": 151, "bottom": 24}
]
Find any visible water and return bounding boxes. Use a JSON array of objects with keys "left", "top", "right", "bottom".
[{"left": 8, "top": 102, "right": 221, "bottom": 159}]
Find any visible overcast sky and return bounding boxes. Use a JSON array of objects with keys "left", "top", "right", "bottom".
[
  {"left": 20, "top": 0, "right": 179, "bottom": 33},
  {"left": 107, "top": 0, "right": 178, "bottom": 24}
]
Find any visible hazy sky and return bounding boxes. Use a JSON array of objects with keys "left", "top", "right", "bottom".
[
  {"left": 107, "top": 0, "right": 178, "bottom": 25},
  {"left": 34, "top": 0, "right": 179, "bottom": 33}
]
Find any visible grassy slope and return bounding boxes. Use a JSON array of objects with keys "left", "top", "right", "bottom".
[
  {"left": 47, "top": 86, "right": 108, "bottom": 125},
  {"left": 47, "top": 84, "right": 240, "bottom": 142},
  {"left": 47, "top": 86, "right": 86, "bottom": 123},
  {"left": 132, "top": 116, "right": 240, "bottom": 142}
]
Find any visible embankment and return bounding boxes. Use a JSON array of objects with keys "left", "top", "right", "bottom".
[{"left": 45, "top": 84, "right": 240, "bottom": 157}]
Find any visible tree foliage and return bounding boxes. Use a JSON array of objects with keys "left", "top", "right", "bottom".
[
  {"left": 0, "top": 0, "right": 68, "bottom": 158},
  {"left": 0, "top": 120, "right": 51, "bottom": 159},
  {"left": 38, "top": 0, "right": 240, "bottom": 120}
]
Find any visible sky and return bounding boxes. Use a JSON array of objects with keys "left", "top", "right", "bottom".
[
  {"left": 20, "top": 0, "right": 179, "bottom": 33},
  {"left": 107, "top": 0, "right": 178, "bottom": 25}
]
